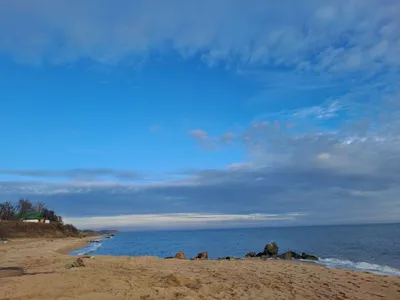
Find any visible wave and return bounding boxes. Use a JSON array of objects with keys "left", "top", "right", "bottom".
[
  {"left": 70, "top": 239, "right": 103, "bottom": 256},
  {"left": 316, "top": 258, "right": 400, "bottom": 277}
]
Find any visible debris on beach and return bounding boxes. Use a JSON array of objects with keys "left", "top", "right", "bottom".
[{"left": 65, "top": 258, "right": 86, "bottom": 269}]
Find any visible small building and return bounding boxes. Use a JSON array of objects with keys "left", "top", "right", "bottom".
[
  {"left": 23, "top": 219, "right": 40, "bottom": 223},
  {"left": 22, "top": 212, "right": 49, "bottom": 223}
]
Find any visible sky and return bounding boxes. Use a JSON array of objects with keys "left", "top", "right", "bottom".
[{"left": 1, "top": 0, "right": 400, "bottom": 230}]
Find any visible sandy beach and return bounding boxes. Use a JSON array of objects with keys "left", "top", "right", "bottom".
[{"left": 0, "top": 238, "right": 399, "bottom": 300}]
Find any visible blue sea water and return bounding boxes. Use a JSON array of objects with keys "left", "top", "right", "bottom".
[{"left": 70, "top": 223, "right": 400, "bottom": 276}]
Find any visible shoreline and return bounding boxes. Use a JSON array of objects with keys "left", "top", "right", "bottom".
[
  {"left": 55, "top": 236, "right": 104, "bottom": 255},
  {"left": 67, "top": 238, "right": 400, "bottom": 278}
]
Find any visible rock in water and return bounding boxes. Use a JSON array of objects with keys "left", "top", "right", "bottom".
[
  {"left": 217, "top": 256, "right": 233, "bottom": 260},
  {"left": 245, "top": 252, "right": 257, "bottom": 258},
  {"left": 278, "top": 251, "right": 293, "bottom": 260},
  {"left": 197, "top": 252, "right": 208, "bottom": 260},
  {"left": 175, "top": 251, "right": 186, "bottom": 259},
  {"left": 255, "top": 252, "right": 265, "bottom": 257},
  {"left": 264, "top": 242, "right": 279, "bottom": 257},
  {"left": 278, "top": 251, "right": 302, "bottom": 260},
  {"left": 301, "top": 253, "right": 319, "bottom": 261}
]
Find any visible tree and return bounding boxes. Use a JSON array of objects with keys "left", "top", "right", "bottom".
[
  {"left": 0, "top": 201, "right": 17, "bottom": 220},
  {"left": 46, "top": 210, "right": 56, "bottom": 222},
  {"left": 34, "top": 201, "right": 47, "bottom": 213},
  {"left": 57, "top": 215, "right": 63, "bottom": 225},
  {"left": 1, "top": 199, "right": 64, "bottom": 224},
  {"left": 17, "top": 199, "right": 33, "bottom": 215}
]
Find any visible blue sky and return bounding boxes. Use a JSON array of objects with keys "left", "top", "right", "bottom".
[{"left": 1, "top": 0, "right": 400, "bottom": 229}]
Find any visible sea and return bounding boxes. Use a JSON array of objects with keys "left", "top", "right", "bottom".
[{"left": 70, "top": 223, "right": 400, "bottom": 276}]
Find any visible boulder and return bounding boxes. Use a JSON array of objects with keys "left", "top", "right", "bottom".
[
  {"left": 245, "top": 252, "right": 257, "bottom": 258},
  {"left": 175, "top": 251, "right": 186, "bottom": 259},
  {"left": 264, "top": 242, "right": 279, "bottom": 257},
  {"left": 196, "top": 252, "right": 208, "bottom": 260},
  {"left": 278, "top": 251, "right": 302, "bottom": 260},
  {"left": 278, "top": 251, "right": 293, "bottom": 260},
  {"left": 301, "top": 253, "right": 319, "bottom": 261},
  {"left": 255, "top": 252, "right": 265, "bottom": 257}
]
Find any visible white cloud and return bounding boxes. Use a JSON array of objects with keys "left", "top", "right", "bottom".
[
  {"left": 317, "top": 153, "right": 331, "bottom": 160},
  {"left": 188, "top": 129, "right": 239, "bottom": 150},
  {"left": 63, "top": 212, "right": 305, "bottom": 229},
  {"left": 293, "top": 101, "right": 343, "bottom": 119},
  {"left": 228, "top": 162, "right": 254, "bottom": 170},
  {"left": 0, "top": 0, "right": 398, "bottom": 75},
  {"left": 188, "top": 129, "right": 209, "bottom": 141}
]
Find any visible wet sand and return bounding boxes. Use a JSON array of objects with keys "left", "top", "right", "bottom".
[{"left": 1, "top": 238, "right": 400, "bottom": 300}]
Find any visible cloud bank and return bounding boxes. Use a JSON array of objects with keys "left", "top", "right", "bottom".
[
  {"left": 0, "top": 0, "right": 399, "bottom": 76},
  {"left": 64, "top": 213, "right": 304, "bottom": 230},
  {"left": 0, "top": 169, "right": 141, "bottom": 180},
  {"left": 2, "top": 95, "right": 400, "bottom": 228}
]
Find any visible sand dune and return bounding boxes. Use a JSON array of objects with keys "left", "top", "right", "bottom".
[{"left": 1, "top": 238, "right": 400, "bottom": 300}]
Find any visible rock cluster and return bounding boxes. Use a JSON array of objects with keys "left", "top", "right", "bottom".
[
  {"left": 88, "top": 240, "right": 101, "bottom": 243},
  {"left": 166, "top": 251, "right": 209, "bottom": 260},
  {"left": 245, "top": 242, "right": 319, "bottom": 261},
  {"left": 165, "top": 243, "right": 318, "bottom": 262}
]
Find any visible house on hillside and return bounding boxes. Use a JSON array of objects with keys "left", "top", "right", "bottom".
[{"left": 21, "top": 212, "right": 50, "bottom": 223}]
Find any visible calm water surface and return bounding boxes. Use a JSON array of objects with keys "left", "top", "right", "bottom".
[{"left": 71, "top": 223, "right": 400, "bottom": 276}]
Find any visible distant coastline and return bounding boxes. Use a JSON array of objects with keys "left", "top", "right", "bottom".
[{"left": 0, "top": 220, "right": 119, "bottom": 240}]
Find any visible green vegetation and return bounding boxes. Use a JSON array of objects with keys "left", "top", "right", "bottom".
[
  {"left": 0, "top": 199, "right": 80, "bottom": 238},
  {"left": 0, "top": 199, "right": 63, "bottom": 223},
  {"left": 0, "top": 199, "right": 117, "bottom": 239}
]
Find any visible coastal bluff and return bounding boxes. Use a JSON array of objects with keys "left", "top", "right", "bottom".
[{"left": 0, "top": 221, "right": 80, "bottom": 239}]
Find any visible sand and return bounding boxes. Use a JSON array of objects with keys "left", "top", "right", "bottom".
[{"left": 1, "top": 238, "right": 400, "bottom": 300}]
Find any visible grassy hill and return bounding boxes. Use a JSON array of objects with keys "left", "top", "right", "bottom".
[{"left": 0, "top": 221, "right": 80, "bottom": 238}]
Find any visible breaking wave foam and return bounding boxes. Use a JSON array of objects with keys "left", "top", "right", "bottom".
[
  {"left": 317, "top": 258, "right": 400, "bottom": 276},
  {"left": 70, "top": 240, "right": 103, "bottom": 256}
]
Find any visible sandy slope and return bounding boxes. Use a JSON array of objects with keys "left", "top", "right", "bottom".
[{"left": 1, "top": 239, "right": 400, "bottom": 300}]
